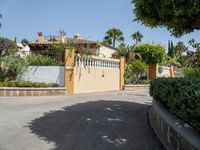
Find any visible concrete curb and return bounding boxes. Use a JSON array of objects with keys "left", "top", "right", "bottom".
[{"left": 149, "top": 100, "right": 200, "bottom": 150}]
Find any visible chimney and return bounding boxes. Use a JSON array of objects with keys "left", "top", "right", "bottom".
[
  {"left": 74, "top": 34, "right": 81, "bottom": 40},
  {"left": 37, "top": 32, "right": 45, "bottom": 43}
]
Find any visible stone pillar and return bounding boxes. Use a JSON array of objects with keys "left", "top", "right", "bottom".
[
  {"left": 148, "top": 63, "right": 158, "bottom": 80},
  {"left": 120, "top": 57, "right": 125, "bottom": 90},
  {"left": 65, "top": 49, "right": 75, "bottom": 95},
  {"left": 170, "top": 65, "right": 175, "bottom": 78}
]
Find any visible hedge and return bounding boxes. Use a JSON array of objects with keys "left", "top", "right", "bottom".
[
  {"left": 150, "top": 78, "right": 200, "bottom": 132},
  {"left": 0, "top": 80, "right": 59, "bottom": 87}
]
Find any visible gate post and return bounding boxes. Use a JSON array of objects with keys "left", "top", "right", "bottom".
[
  {"left": 65, "top": 49, "right": 75, "bottom": 95},
  {"left": 170, "top": 65, "right": 175, "bottom": 78},
  {"left": 120, "top": 57, "right": 125, "bottom": 90},
  {"left": 148, "top": 63, "right": 158, "bottom": 80}
]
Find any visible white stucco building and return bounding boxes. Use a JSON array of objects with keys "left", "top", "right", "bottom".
[
  {"left": 17, "top": 43, "right": 30, "bottom": 57},
  {"left": 98, "top": 44, "right": 118, "bottom": 58}
]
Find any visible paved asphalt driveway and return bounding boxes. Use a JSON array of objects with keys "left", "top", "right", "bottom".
[{"left": 0, "top": 90, "right": 165, "bottom": 150}]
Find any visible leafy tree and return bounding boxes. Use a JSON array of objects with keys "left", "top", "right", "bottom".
[
  {"left": 48, "top": 44, "right": 67, "bottom": 65},
  {"left": 187, "top": 39, "right": 200, "bottom": 67},
  {"left": 174, "top": 41, "right": 188, "bottom": 57},
  {"left": 131, "top": 0, "right": 200, "bottom": 37},
  {"left": 131, "top": 31, "right": 143, "bottom": 44},
  {"left": 21, "top": 38, "right": 29, "bottom": 46},
  {"left": 173, "top": 41, "right": 188, "bottom": 67},
  {"left": 124, "top": 64, "right": 136, "bottom": 84},
  {"left": 103, "top": 28, "right": 124, "bottom": 47},
  {"left": 130, "top": 60, "right": 147, "bottom": 83},
  {"left": 0, "top": 37, "right": 17, "bottom": 56},
  {"left": 134, "top": 44, "right": 166, "bottom": 64}
]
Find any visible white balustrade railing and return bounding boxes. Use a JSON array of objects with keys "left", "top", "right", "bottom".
[{"left": 75, "top": 56, "right": 120, "bottom": 69}]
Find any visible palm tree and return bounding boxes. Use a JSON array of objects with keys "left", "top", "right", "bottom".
[
  {"left": 131, "top": 31, "right": 143, "bottom": 44},
  {"left": 115, "top": 44, "right": 141, "bottom": 63},
  {"left": 103, "top": 28, "right": 124, "bottom": 47}
]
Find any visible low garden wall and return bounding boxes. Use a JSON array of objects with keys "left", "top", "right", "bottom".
[
  {"left": 123, "top": 84, "right": 149, "bottom": 91},
  {"left": 149, "top": 100, "right": 200, "bottom": 150},
  {"left": 0, "top": 87, "right": 66, "bottom": 96},
  {"left": 20, "top": 66, "right": 65, "bottom": 87},
  {"left": 149, "top": 78, "right": 200, "bottom": 150}
]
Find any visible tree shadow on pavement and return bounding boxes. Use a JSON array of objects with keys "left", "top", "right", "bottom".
[{"left": 29, "top": 100, "right": 165, "bottom": 150}]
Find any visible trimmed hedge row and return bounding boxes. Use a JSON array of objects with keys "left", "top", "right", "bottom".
[
  {"left": 150, "top": 78, "right": 200, "bottom": 132},
  {"left": 0, "top": 80, "right": 59, "bottom": 87}
]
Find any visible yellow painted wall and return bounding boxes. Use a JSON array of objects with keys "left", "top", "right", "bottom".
[{"left": 74, "top": 66, "right": 120, "bottom": 94}]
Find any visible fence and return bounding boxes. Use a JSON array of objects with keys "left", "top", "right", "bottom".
[{"left": 75, "top": 56, "right": 120, "bottom": 68}]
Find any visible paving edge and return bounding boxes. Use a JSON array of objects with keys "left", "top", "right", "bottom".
[
  {"left": 0, "top": 87, "right": 66, "bottom": 96},
  {"left": 148, "top": 100, "right": 200, "bottom": 150}
]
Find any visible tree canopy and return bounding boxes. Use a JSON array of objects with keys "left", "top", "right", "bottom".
[
  {"left": 21, "top": 38, "right": 29, "bottom": 46},
  {"left": 134, "top": 44, "right": 166, "bottom": 64},
  {"left": 132, "top": 0, "right": 200, "bottom": 37},
  {"left": 174, "top": 41, "right": 188, "bottom": 56},
  {"left": 0, "top": 37, "right": 17, "bottom": 56},
  {"left": 131, "top": 31, "right": 143, "bottom": 44},
  {"left": 103, "top": 28, "right": 124, "bottom": 47}
]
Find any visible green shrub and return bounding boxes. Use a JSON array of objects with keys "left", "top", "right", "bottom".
[
  {"left": 0, "top": 80, "right": 59, "bottom": 87},
  {"left": 124, "top": 64, "right": 136, "bottom": 84},
  {"left": 26, "top": 54, "right": 58, "bottom": 66},
  {"left": 130, "top": 60, "right": 147, "bottom": 82},
  {"left": 183, "top": 67, "right": 200, "bottom": 77},
  {"left": 137, "top": 80, "right": 149, "bottom": 84},
  {"left": 125, "top": 60, "right": 147, "bottom": 84},
  {"left": 150, "top": 78, "right": 200, "bottom": 132},
  {"left": 134, "top": 44, "right": 166, "bottom": 64},
  {"left": 48, "top": 44, "right": 66, "bottom": 64},
  {"left": 0, "top": 55, "right": 27, "bottom": 81}
]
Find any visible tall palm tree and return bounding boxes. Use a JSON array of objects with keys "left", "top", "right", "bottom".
[
  {"left": 103, "top": 28, "right": 124, "bottom": 47},
  {"left": 131, "top": 31, "right": 143, "bottom": 44}
]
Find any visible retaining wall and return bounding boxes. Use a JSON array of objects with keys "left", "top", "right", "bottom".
[
  {"left": 124, "top": 84, "right": 149, "bottom": 91},
  {"left": 0, "top": 87, "right": 66, "bottom": 96},
  {"left": 149, "top": 100, "right": 200, "bottom": 150}
]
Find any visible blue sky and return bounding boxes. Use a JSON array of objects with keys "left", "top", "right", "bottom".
[{"left": 0, "top": 0, "right": 199, "bottom": 49}]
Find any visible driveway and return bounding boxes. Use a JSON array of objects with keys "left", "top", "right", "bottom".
[{"left": 0, "top": 90, "right": 165, "bottom": 150}]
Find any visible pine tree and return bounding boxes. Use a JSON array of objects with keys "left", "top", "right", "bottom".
[
  {"left": 168, "top": 40, "right": 175, "bottom": 58},
  {"left": 170, "top": 41, "right": 175, "bottom": 58}
]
